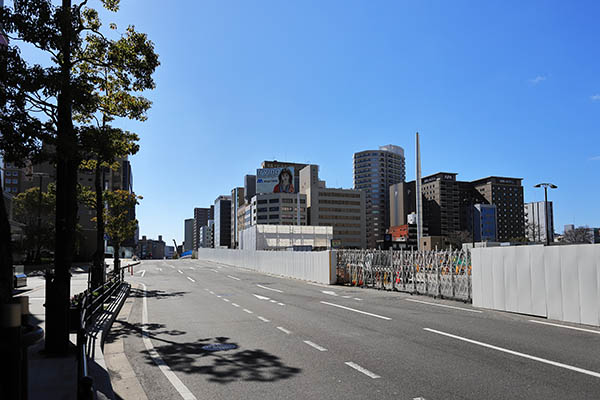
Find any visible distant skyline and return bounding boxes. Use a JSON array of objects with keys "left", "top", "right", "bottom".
[{"left": 16, "top": 0, "right": 600, "bottom": 243}]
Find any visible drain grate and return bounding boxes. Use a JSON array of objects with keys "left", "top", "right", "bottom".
[{"left": 201, "top": 343, "right": 238, "bottom": 352}]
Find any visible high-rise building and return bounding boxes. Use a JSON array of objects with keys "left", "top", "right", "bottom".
[
  {"left": 230, "top": 187, "right": 245, "bottom": 248},
  {"left": 214, "top": 195, "right": 231, "bottom": 248},
  {"left": 525, "top": 201, "right": 554, "bottom": 243},
  {"left": 473, "top": 204, "right": 497, "bottom": 242},
  {"left": 244, "top": 175, "right": 256, "bottom": 204},
  {"left": 193, "top": 207, "right": 211, "bottom": 250},
  {"left": 353, "top": 145, "right": 405, "bottom": 248},
  {"left": 184, "top": 218, "right": 194, "bottom": 252},
  {"left": 301, "top": 165, "right": 366, "bottom": 248}
]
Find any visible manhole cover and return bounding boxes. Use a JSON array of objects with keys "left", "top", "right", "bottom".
[{"left": 201, "top": 343, "right": 238, "bottom": 352}]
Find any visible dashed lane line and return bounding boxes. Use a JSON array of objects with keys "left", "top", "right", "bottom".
[
  {"left": 227, "top": 275, "right": 241, "bottom": 281},
  {"left": 303, "top": 341, "right": 327, "bottom": 352},
  {"left": 528, "top": 319, "right": 600, "bottom": 335},
  {"left": 231, "top": 303, "right": 240, "bottom": 308},
  {"left": 424, "top": 328, "right": 600, "bottom": 379},
  {"left": 222, "top": 298, "right": 230, "bottom": 302},
  {"left": 256, "top": 284, "right": 283, "bottom": 293},
  {"left": 243, "top": 309, "right": 254, "bottom": 314},
  {"left": 345, "top": 362, "right": 381, "bottom": 379},
  {"left": 277, "top": 327, "right": 292, "bottom": 335},
  {"left": 257, "top": 316, "right": 270, "bottom": 322},
  {"left": 406, "top": 298, "right": 482, "bottom": 313},
  {"left": 320, "top": 301, "right": 391, "bottom": 321},
  {"left": 177, "top": 269, "right": 183, "bottom": 274},
  {"left": 187, "top": 277, "right": 195, "bottom": 283}
]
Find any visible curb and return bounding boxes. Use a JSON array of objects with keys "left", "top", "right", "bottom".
[{"left": 88, "top": 282, "right": 131, "bottom": 400}]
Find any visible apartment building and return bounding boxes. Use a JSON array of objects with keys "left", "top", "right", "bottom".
[
  {"left": 193, "top": 207, "right": 211, "bottom": 250},
  {"left": 230, "top": 187, "right": 245, "bottom": 248},
  {"left": 353, "top": 145, "right": 405, "bottom": 248},
  {"left": 214, "top": 195, "right": 231, "bottom": 248}
]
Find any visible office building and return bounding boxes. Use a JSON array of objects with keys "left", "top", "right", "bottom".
[
  {"left": 301, "top": 165, "right": 366, "bottom": 248},
  {"left": 230, "top": 187, "right": 245, "bottom": 248},
  {"left": 525, "top": 201, "right": 554, "bottom": 243},
  {"left": 244, "top": 174, "right": 256, "bottom": 203},
  {"left": 214, "top": 195, "right": 231, "bottom": 248},
  {"left": 193, "top": 207, "right": 211, "bottom": 250},
  {"left": 354, "top": 145, "right": 406, "bottom": 248},
  {"left": 138, "top": 235, "right": 166, "bottom": 259},
  {"left": 184, "top": 218, "right": 194, "bottom": 252},
  {"left": 391, "top": 173, "right": 523, "bottom": 242},
  {"left": 165, "top": 246, "right": 174, "bottom": 259},
  {"left": 472, "top": 176, "right": 525, "bottom": 241},
  {"left": 249, "top": 193, "right": 307, "bottom": 226}
]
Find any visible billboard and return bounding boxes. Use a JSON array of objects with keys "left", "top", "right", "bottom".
[{"left": 256, "top": 167, "right": 295, "bottom": 194}]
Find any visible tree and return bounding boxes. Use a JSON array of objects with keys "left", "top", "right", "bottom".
[
  {"left": 0, "top": 0, "right": 158, "bottom": 353},
  {"left": 446, "top": 230, "right": 473, "bottom": 249},
  {"left": 562, "top": 226, "right": 593, "bottom": 244},
  {"left": 12, "top": 185, "right": 56, "bottom": 262},
  {"left": 100, "top": 189, "right": 140, "bottom": 273}
]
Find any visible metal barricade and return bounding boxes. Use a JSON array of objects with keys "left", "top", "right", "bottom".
[{"left": 336, "top": 248, "right": 472, "bottom": 302}]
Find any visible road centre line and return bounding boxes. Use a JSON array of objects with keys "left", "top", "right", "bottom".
[
  {"left": 528, "top": 319, "right": 600, "bottom": 335},
  {"left": 354, "top": 298, "right": 362, "bottom": 301},
  {"left": 344, "top": 362, "right": 381, "bottom": 379},
  {"left": 277, "top": 302, "right": 285, "bottom": 306},
  {"left": 140, "top": 283, "right": 198, "bottom": 400},
  {"left": 277, "top": 327, "right": 292, "bottom": 334},
  {"left": 231, "top": 303, "right": 240, "bottom": 307},
  {"left": 406, "top": 298, "right": 482, "bottom": 313},
  {"left": 222, "top": 298, "right": 230, "bottom": 302},
  {"left": 303, "top": 340, "right": 327, "bottom": 351},
  {"left": 243, "top": 309, "right": 254, "bottom": 314},
  {"left": 424, "top": 328, "right": 600, "bottom": 379},
  {"left": 258, "top": 316, "right": 270, "bottom": 322},
  {"left": 320, "top": 301, "right": 391, "bottom": 321},
  {"left": 177, "top": 269, "right": 183, "bottom": 274},
  {"left": 227, "top": 275, "right": 241, "bottom": 281},
  {"left": 256, "top": 284, "right": 283, "bottom": 293},
  {"left": 187, "top": 277, "right": 195, "bottom": 283}
]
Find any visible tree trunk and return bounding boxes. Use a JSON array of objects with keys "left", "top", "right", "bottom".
[
  {"left": 0, "top": 186, "right": 13, "bottom": 305},
  {"left": 91, "top": 164, "right": 105, "bottom": 289},
  {"left": 46, "top": 0, "right": 74, "bottom": 355}
]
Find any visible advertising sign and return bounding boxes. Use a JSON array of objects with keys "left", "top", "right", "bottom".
[{"left": 256, "top": 167, "right": 295, "bottom": 194}]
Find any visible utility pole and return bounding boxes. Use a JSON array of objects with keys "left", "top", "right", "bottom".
[
  {"left": 534, "top": 183, "right": 557, "bottom": 246},
  {"left": 415, "top": 132, "right": 423, "bottom": 251}
]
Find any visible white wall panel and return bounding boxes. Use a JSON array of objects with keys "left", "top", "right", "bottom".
[
  {"left": 503, "top": 246, "right": 518, "bottom": 313},
  {"left": 471, "top": 249, "right": 483, "bottom": 308},
  {"left": 516, "top": 246, "right": 533, "bottom": 315},
  {"left": 578, "top": 245, "right": 599, "bottom": 326},
  {"left": 491, "top": 248, "right": 506, "bottom": 311},
  {"left": 545, "top": 246, "right": 563, "bottom": 321},
  {"left": 560, "top": 246, "right": 581, "bottom": 324},
  {"left": 529, "top": 245, "right": 547, "bottom": 317}
]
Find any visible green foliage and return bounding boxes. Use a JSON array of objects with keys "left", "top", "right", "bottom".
[
  {"left": 13, "top": 185, "right": 56, "bottom": 260},
  {"left": 101, "top": 189, "right": 141, "bottom": 249}
]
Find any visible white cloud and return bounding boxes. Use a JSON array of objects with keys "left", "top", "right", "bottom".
[
  {"left": 591, "top": 94, "right": 600, "bottom": 101},
  {"left": 590, "top": 155, "right": 600, "bottom": 161},
  {"left": 529, "top": 75, "right": 547, "bottom": 85}
]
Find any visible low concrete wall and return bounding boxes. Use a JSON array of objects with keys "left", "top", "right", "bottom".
[
  {"left": 196, "top": 248, "right": 337, "bottom": 285},
  {"left": 472, "top": 244, "right": 600, "bottom": 326}
]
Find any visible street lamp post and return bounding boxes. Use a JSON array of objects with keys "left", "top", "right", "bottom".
[{"left": 534, "top": 183, "right": 557, "bottom": 246}]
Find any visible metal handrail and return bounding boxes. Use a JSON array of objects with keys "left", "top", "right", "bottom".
[{"left": 74, "top": 261, "right": 137, "bottom": 399}]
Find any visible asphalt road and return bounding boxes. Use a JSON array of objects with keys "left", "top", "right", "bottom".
[{"left": 109, "top": 259, "right": 600, "bottom": 400}]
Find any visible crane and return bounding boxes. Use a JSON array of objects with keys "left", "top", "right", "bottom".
[{"left": 172, "top": 239, "right": 180, "bottom": 258}]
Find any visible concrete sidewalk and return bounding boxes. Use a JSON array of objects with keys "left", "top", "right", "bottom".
[{"left": 14, "top": 260, "right": 135, "bottom": 400}]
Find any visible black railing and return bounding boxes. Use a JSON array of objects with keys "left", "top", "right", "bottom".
[{"left": 71, "top": 261, "right": 137, "bottom": 399}]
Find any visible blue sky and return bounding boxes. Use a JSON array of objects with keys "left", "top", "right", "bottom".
[{"left": 20, "top": 1, "right": 600, "bottom": 243}]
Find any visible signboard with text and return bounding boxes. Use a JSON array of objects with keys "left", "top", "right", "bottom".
[{"left": 256, "top": 167, "right": 295, "bottom": 194}]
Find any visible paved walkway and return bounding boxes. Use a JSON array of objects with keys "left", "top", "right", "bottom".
[{"left": 14, "top": 259, "right": 134, "bottom": 400}]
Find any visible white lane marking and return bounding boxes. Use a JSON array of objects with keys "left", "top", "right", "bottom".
[
  {"left": 258, "top": 316, "right": 270, "bottom": 322},
  {"left": 320, "top": 301, "right": 391, "bottom": 321},
  {"left": 169, "top": 265, "right": 175, "bottom": 269},
  {"left": 227, "top": 275, "right": 241, "bottom": 281},
  {"left": 210, "top": 269, "right": 219, "bottom": 273},
  {"left": 413, "top": 397, "right": 427, "bottom": 400},
  {"left": 269, "top": 300, "right": 277, "bottom": 303},
  {"left": 157, "top": 268, "right": 162, "bottom": 272},
  {"left": 406, "top": 298, "right": 482, "bottom": 313},
  {"left": 209, "top": 291, "right": 214, "bottom": 295},
  {"left": 342, "top": 295, "right": 352, "bottom": 298},
  {"left": 345, "top": 362, "right": 381, "bottom": 379},
  {"left": 257, "top": 284, "right": 283, "bottom": 293},
  {"left": 253, "top": 294, "right": 271, "bottom": 301},
  {"left": 354, "top": 298, "right": 362, "bottom": 301},
  {"left": 304, "top": 340, "right": 327, "bottom": 351},
  {"left": 277, "top": 327, "right": 292, "bottom": 335},
  {"left": 216, "top": 295, "right": 222, "bottom": 298},
  {"left": 140, "top": 270, "right": 146, "bottom": 278},
  {"left": 177, "top": 269, "right": 183, "bottom": 274},
  {"left": 187, "top": 277, "right": 195, "bottom": 283},
  {"left": 322, "top": 290, "right": 338, "bottom": 296},
  {"left": 231, "top": 303, "right": 240, "bottom": 307},
  {"left": 204, "top": 288, "right": 209, "bottom": 291},
  {"left": 424, "top": 328, "right": 600, "bottom": 379},
  {"left": 141, "top": 283, "right": 197, "bottom": 400},
  {"left": 223, "top": 298, "right": 230, "bottom": 302},
  {"left": 277, "top": 302, "right": 285, "bottom": 306},
  {"left": 189, "top": 267, "right": 195, "bottom": 270},
  {"left": 243, "top": 309, "right": 253, "bottom": 314},
  {"left": 528, "top": 319, "right": 600, "bottom": 335}
]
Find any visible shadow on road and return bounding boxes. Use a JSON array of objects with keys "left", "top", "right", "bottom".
[
  {"left": 105, "top": 319, "right": 187, "bottom": 345},
  {"left": 142, "top": 336, "right": 302, "bottom": 384},
  {"left": 128, "top": 287, "right": 188, "bottom": 300}
]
